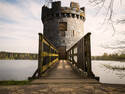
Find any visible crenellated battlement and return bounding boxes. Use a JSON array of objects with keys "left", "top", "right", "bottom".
[{"left": 42, "top": 1, "right": 85, "bottom": 23}]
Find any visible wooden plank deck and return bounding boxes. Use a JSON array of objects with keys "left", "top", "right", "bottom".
[{"left": 31, "top": 60, "right": 98, "bottom": 84}]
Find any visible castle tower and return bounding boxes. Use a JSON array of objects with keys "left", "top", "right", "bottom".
[{"left": 41, "top": 1, "right": 85, "bottom": 58}]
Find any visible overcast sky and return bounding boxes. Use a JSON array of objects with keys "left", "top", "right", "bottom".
[{"left": 0, "top": 0, "right": 125, "bottom": 55}]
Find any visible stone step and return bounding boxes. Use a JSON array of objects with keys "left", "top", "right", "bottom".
[{"left": 31, "top": 78, "right": 99, "bottom": 84}]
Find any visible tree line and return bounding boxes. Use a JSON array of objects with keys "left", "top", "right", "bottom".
[
  {"left": 92, "top": 53, "right": 125, "bottom": 61},
  {"left": 0, "top": 51, "right": 38, "bottom": 60}
]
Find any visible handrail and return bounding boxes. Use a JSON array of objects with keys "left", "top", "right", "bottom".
[
  {"left": 66, "top": 32, "right": 95, "bottom": 77},
  {"left": 67, "top": 33, "right": 91, "bottom": 52},
  {"left": 31, "top": 33, "right": 59, "bottom": 78}
]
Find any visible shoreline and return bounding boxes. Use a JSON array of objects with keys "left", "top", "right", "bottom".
[{"left": 92, "top": 59, "right": 125, "bottom": 62}]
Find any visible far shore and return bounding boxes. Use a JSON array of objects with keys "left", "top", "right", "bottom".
[{"left": 92, "top": 59, "right": 125, "bottom": 62}]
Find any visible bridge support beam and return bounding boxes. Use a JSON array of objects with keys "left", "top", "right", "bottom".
[
  {"left": 84, "top": 33, "right": 94, "bottom": 77},
  {"left": 38, "top": 33, "right": 43, "bottom": 78}
]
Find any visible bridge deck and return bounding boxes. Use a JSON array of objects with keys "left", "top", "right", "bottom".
[{"left": 31, "top": 60, "right": 98, "bottom": 84}]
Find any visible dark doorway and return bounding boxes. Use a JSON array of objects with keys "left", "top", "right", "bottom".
[{"left": 58, "top": 46, "right": 66, "bottom": 59}]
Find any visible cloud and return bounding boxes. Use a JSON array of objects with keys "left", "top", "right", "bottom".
[
  {"left": 0, "top": 0, "right": 43, "bottom": 53},
  {"left": 0, "top": 0, "right": 124, "bottom": 55}
]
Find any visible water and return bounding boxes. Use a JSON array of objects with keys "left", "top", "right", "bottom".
[
  {"left": 0, "top": 60, "right": 37, "bottom": 81},
  {"left": 0, "top": 60, "right": 125, "bottom": 84},
  {"left": 92, "top": 60, "right": 125, "bottom": 84}
]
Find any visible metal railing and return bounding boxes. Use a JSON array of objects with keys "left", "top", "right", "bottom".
[
  {"left": 67, "top": 32, "right": 95, "bottom": 78},
  {"left": 31, "top": 33, "right": 59, "bottom": 78}
]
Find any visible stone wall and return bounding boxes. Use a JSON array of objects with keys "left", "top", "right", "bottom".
[{"left": 43, "top": 17, "right": 84, "bottom": 50}]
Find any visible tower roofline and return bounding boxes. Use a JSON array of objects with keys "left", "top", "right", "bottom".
[{"left": 42, "top": 1, "right": 85, "bottom": 23}]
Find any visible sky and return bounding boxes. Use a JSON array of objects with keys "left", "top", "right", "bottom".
[{"left": 0, "top": 0, "right": 125, "bottom": 55}]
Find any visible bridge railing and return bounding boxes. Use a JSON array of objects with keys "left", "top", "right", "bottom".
[
  {"left": 67, "top": 32, "right": 95, "bottom": 78},
  {"left": 31, "top": 33, "right": 59, "bottom": 79}
]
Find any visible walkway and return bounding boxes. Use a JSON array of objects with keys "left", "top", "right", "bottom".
[
  {"left": 31, "top": 60, "right": 98, "bottom": 84},
  {"left": 0, "top": 60, "right": 125, "bottom": 94}
]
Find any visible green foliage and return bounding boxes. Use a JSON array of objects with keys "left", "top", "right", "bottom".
[
  {"left": 0, "top": 81, "right": 30, "bottom": 85},
  {"left": 92, "top": 53, "right": 125, "bottom": 61},
  {"left": 0, "top": 51, "right": 38, "bottom": 60}
]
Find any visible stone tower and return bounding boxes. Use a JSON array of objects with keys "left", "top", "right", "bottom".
[{"left": 41, "top": 1, "right": 85, "bottom": 58}]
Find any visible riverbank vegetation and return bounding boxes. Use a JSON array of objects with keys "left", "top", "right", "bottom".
[
  {"left": 0, "top": 51, "right": 38, "bottom": 60},
  {"left": 0, "top": 80, "right": 30, "bottom": 85},
  {"left": 92, "top": 53, "right": 125, "bottom": 61}
]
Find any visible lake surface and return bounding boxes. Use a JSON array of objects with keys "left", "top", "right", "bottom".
[
  {"left": 0, "top": 60, "right": 125, "bottom": 84},
  {"left": 92, "top": 60, "right": 125, "bottom": 84},
  {"left": 0, "top": 60, "right": 37, "bottom": 81}
]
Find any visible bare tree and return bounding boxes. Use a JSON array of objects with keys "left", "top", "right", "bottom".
[
  {"left": 89, "top": 0, "right": 125, "bottom": 53},
  {"left": 89, "top": 0, "right": 122, "bottom": 20}
]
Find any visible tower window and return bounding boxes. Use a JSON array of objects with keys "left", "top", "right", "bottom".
[
  {"left": 59, "top": 22, "right": 67, "bottom": 31},
  {"left": 73, "top": 30, "right": 74, "bottom": 36}
]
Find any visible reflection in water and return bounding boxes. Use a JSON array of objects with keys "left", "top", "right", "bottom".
[
  {"left": 102, "top": 63, "right": 125, "bottom": 79},
  {"left": 92, "top": 60, "right": 125, "bottom": 84},
  {"left": 115, "top": 73, "right": 125, "bottom": 79},
  {"left": 102, "top": 64, "right": 125, "bottom": 71}
]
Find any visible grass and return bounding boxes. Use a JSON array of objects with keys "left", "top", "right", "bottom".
[
  {"left": 103, "top": 64, "right": 125, "bottom": 71},
  {"left": 0, "top": 80, "right": 30, "bottom": 85}
]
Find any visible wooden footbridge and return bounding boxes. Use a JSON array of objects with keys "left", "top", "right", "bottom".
[
  {"left": 1, "top": 33, "right": 125, "bottom": 94},
  {"left": 31, "top": 33, "right": 99, "bottom": 83}
]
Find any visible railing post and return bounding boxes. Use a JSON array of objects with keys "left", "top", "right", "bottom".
[
  {"left": 70, "top": 51, "right": 71, "bottom": 60},
  {"left": 49, "top": 46, "right": 52, "bottom": 67},
  {"left": 86, "top": 33, "right": 94, "bottom": 77},
  {"left": 38, "top": 33, "right": 43, "bottom": 78},
  {"left": 77, "top": 38, "right": 85, "bottom": 70},
  {"left": 72, "top": 49, "right": 74, "bottom": 64}
]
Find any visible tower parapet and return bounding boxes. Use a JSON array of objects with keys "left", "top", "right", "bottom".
[
  {"left": 41, "top": 1, "right": 85, "bottom": 58},
  {"left": 42, "top": 1, "right": 85, "bottom": 23}
]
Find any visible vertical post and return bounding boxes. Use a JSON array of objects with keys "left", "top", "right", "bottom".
[
  {"left": 84, "top": 36, "right": 87, "bottom": 72},
  {"left": 81, "top": 38, "right": 86, "bottom": 71},
  {"left": 49, "top": 46, "right": 51, "bottom": 67},
  {"left": 72, "top": 48, "right": 74, "bottom": 64},
  {"left": 77, "top": 38, "right": 85, "bottom": 69},
  {"left": 38, "top": 33, "right": 43, "bottom": 78},
  {"left": 69, "top": 51, "right": 71, "bottom": 61},
  {"left": 86, "top": 33, "right": 94, "bottom": 77},
  {"left": 77, "top": 41, "right": 80, "bottom": 68},
  {"left": 70, "top": 51, "right": 71, "bottom": 61}
]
